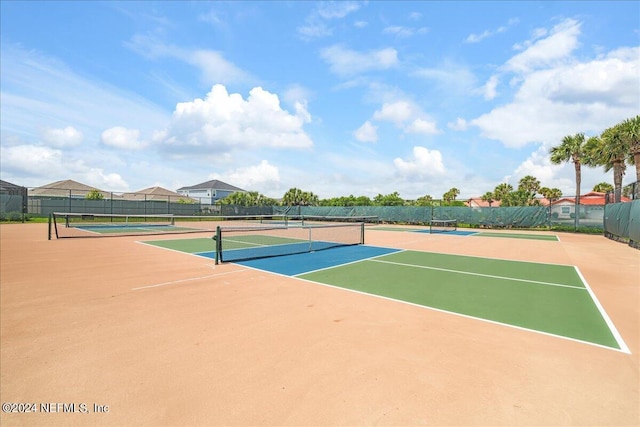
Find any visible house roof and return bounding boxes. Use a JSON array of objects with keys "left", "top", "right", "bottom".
[
  {"left": 123, "top": 186, "right": 197, "bottom": 202},
  {"left": 177, "top": 179, "right": 245, "bottom": 192},
  {"left": 0, "top": 179, "right": 24, "bottom": 193},
  {"left": 466, "top": 198, "right": 502, "bottom": 208},
  {"left": 550, "top": 191, "right": 631, "bottom": 205},
  {"left": 29, "top": 179, "right": 112, "bottom": 197}
]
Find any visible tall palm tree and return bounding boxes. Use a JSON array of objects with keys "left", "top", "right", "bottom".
[
  {"left": 481, "top": 191, "right": 494, "bottom": 207},
  {"left": 550, "top": 133, "right": 588, "bottom": 228},
  {"left": 586, "top": 126, "right": 628, "bottom": 203},
  {"left": 493, "top": 183, "right": 513, "bottom": 201},
  {"left": 620, "top": 115, "right": 640, "bottom": 185},
  {"left": 518, "top": 175, "right": 541, "bottom": 205}
]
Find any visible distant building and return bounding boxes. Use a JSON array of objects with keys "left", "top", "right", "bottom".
[
  {"left": 550, "top": 191, "right": 630, "bottom": 219},
  {"left": 176, "top": 180, "right": 246, "bottom": 204},
  {"left": 123, "top": 186, "right": 197, "bottom": 203},
  {"left": 466, "top": 197, "right": 502, "bottom": 208},
  {"left": 29, "top": 179, "right": 113, "bottom": 199}
]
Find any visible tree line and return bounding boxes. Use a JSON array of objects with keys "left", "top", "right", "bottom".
[
  {"left": 218, "top": 115, "right": 639, "bottom": 207},
  {"left": 550, "top": 115, "right": 639, "bottom": 205}
]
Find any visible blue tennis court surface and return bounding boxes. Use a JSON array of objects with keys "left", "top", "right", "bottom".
[{"left": 234, "top": 245, "right": 400, "bottom": 276}]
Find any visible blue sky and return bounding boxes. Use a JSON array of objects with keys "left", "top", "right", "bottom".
[{"left": 1, "top": 1, "right": 638, "bottom": 200}]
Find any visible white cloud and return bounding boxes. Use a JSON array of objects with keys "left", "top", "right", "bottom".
[
  {"left": 316, "top": 1, "right": 361, "bottom": 19},
  {"left": 210, "top": 160, "right": 281, "bottom": 193},
  {"left": 320, "top": 45, "right": 399, "bottom": 77},
  {"left": 41, "top": 126, "right": 83, "bottom": 148},
  {"left": 371, "top": 100, "right": 439, "bottom": 135},
  {"left": 471, "top": 19, "right": 639, "bottom": 149},
  {"left": 298, "top": 1, "right": 361, "bottom": 40},
  {"left": 0, "top": 44, "right": 168, "bottom": 142},
  {"left": 464, "top": 18, "right": 518, "bottom": 43},
  {"left": 158, "top": 84, "right": 313, "bottom": 154},
  {"left": 1, "top": 144, "right": 63, "bottom": 176},
  {"left": 0, "top": 144, "right": 129, "bottom": 190},
  {"left": 542, "top": 47, "right": 639, "bottom": 107},
  {"left": 354, "top": 121, "right": 378, "bottom": 142},
  {"left": 189, "top": 49, "right": 251, "bottom": 85},
  {"left": 404, "top": 118, "right": 439, "bottom": 135},
  {"left": 503, "top": 19, "right": 581, "bottom": 74},
  {"left": 411, "top": 61, "right": 477, "bottom": 94},
  {"left": 373, "top": 101, "right": 415, "bottom": 125},
  {"left": 394, "top": 146, "right": 445, "bottom": 177},
  {"left": 481, "top": 75, "right": 499, "bottom": 100},
  {"left": 448, "top": 118, "right": 468, "bottom": 131},
  {"left": 101, "top": 127, "right": 146, "bottom": 150},
  {"left": 126, "top": 35, "right": 251, "bottom": 85},
  {"left": 382, "top": 26, "right": 428, "bottom": 38}
]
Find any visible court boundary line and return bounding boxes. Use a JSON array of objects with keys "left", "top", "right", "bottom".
[
  {"left": 574, "top": 266, "right": 630, "bottom": 354},
  {"left": 132, "top": 269, "right": 248, "bottom": 291},
  {"left": 368, "top": 258, "right": 586, "bottom": 290},
  {"left": 292, "top": 275, "right": 629, "bottom": 353}
]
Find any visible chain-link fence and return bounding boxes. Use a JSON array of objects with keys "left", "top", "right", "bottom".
[{"left": 1, "top": 184, "right": 630, "bottom": 233}]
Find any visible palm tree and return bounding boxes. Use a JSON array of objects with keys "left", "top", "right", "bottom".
[
  {"left": 586, "top": 126, "right": 628, "bottom": 203},
  {"left": 518, "top": 175, "right": 541, "bottom": 205},
  {"left": 550, "top": 133, "right": 588, "bottom": 228},
  {"left": 592, "top": 182, "right": 614, "bottom": 193},
  {"left": 480, "top": 191, "right": 494, "bottom": 207},
  {"left": 492, "top": 183, "right": 513, "bottom": 201},
  {"left": 539, "top": 187, "right": 562, "bottom": 201},
  {"left": 443, "top": 187, "right": 460, "bottom": 204},
  {"left": 620, "top": 115, "right": 640, "bottom": 186}
]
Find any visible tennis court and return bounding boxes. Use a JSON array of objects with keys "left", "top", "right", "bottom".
[
  {"left": 1, "top": 222, "right": 638, "bottom": 426},
  {"left": 142, "top": 235, "right": 627, "bottom": 352}
]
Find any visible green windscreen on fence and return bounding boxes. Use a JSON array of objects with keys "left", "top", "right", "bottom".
[
  {"left": 604, "top": 200, "right": 639, "bottom": 248},
  {"left": 274, "top": 205, "right": 551, "bottom": 228}
]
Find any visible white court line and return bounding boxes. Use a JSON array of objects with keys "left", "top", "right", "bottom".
[
  {"left": 292, "top": 275, "right": 629, "bottom": 353},
  {"left": 132, "top": 269, "right": 248, "bottom": 291},
  {"left": 574, "top": 267, "right": 630, "bottom": 354},
  {"left": 369, "top": 259, "right": 586, "bottom": 290}
]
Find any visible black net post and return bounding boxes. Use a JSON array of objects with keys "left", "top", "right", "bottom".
[{"left": 215, "top": 226, "right": 221, "bottom": 264}]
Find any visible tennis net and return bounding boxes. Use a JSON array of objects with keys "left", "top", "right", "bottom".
[
  {"left": 48, "top": 213, "right": 290, "bottom": 239},
  {"left": 429, "top": 219, "right": 458, "bottom": 233},
  {"left": 215, "top": 222, "right": 365, "bottom": 263}
]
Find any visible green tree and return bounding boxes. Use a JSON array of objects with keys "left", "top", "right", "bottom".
[
  {"left": 442, "top": 187, "right": 460, "bottom": 204},
  {"left": 415, "top": 194, "right": 434, "bottom": 207},
  {"left": 219, "top": 191, "right": 277, "bottom": 206},
  {"left": 492, "top": 183, "right": 513, "bottom": 201},
  {"left": 373, "top": 192, "right": 404, "bottom": 206},
  {"left": 550, "top": 133, "right": 589, "bottom": 227},
  {"left": 480, "top": 191, "right": 495, "bottom": 207},
  {"left": 539, "top": 187, "right": 562, "bottom": 201},
  {"left": 282, "top": 188, "right": 318, "bottom": 206},
  {"left": 585, "top": 126, "right": 628, "bottom": 203},
  {"left": 85, "top": 189, "right": 104, "bottom": 200},
  {"left": 500, "top": 189, "right": 531, "bottom": 207},
  {"left": 620, "top": 115, "right": 640, "bottom": 184},
  {"left": 592, "top": 182, "right": 614, "bottom": 193},
  {"left": 517, "top": 175, "right": 541, "bottom": 205}
]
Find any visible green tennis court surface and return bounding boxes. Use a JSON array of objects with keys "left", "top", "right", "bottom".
[
  {"left": 373, "top": 226, "right": 559, "bottom": 240},
  {"left": 473, "top": 232, "right": 559, "bottom": 240},
  {"left": 144, "top": 237, "right": 216, "bottom": 253},
  {"left": 297, "top": 250, "right": 626, "bottom": 352},
  {"left": 141, "top": 238, "right": 626, "bottom": 352}
]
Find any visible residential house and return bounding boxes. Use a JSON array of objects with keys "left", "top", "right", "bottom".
[
  {"left": 550, "top": 191, "right": 630, "bottom": 220},
  {"left": 176, "top": 180, "right": 246, "bottom": 204},
  {"left": 29, "top": 179, "right": 114, "bottom": 199},
  {"left": 123, "top": 186, "right": 197, "bottom": 203}
]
